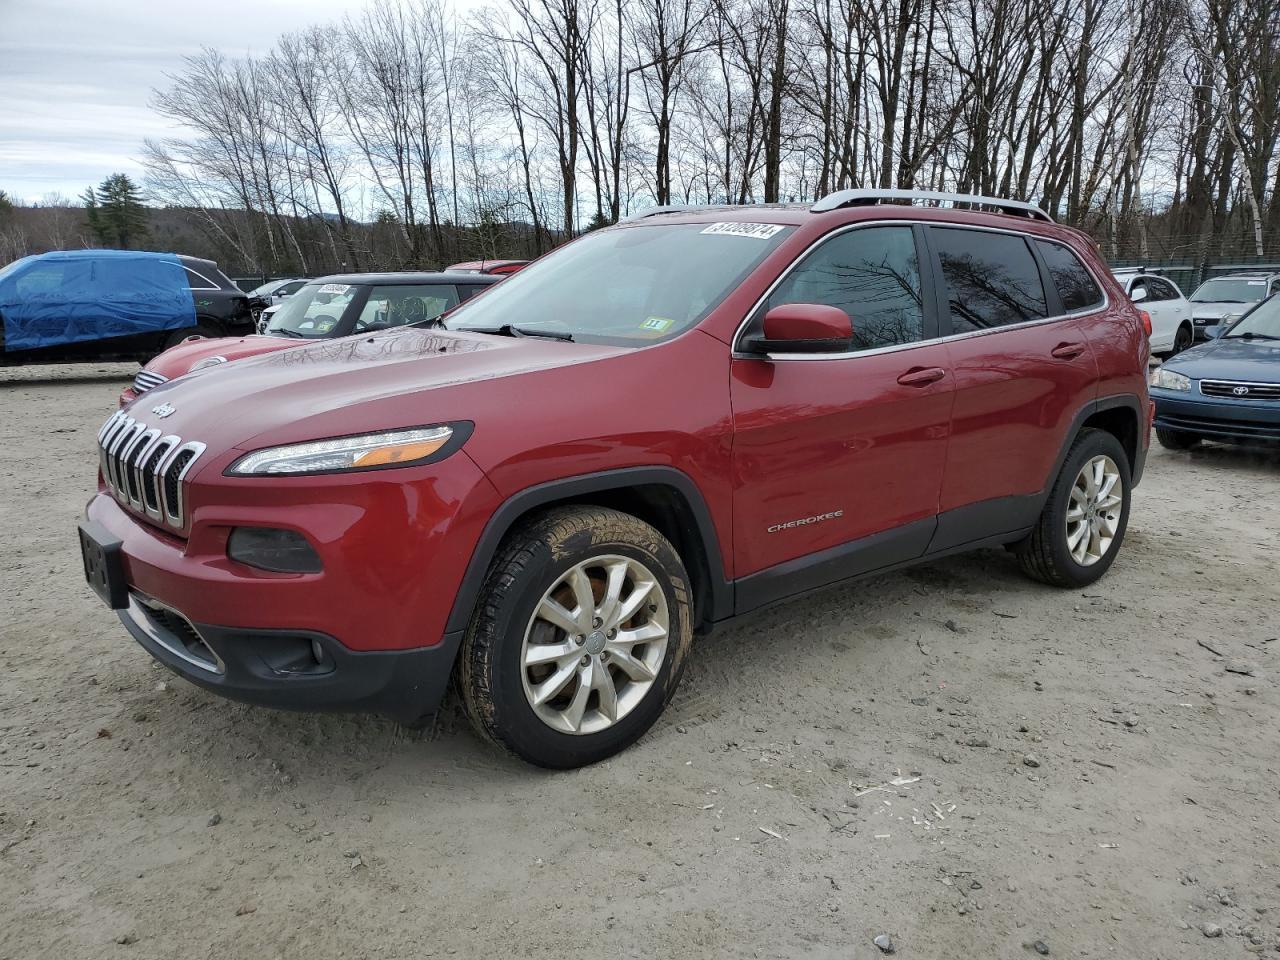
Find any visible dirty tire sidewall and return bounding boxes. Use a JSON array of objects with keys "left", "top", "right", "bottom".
[{"left": 460, "top": 507, "right": 693, "bottom": 769}]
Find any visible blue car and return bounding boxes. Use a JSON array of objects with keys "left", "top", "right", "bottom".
[{"left": 1150, "top": 294, "right": 1280, "bottom": 448}]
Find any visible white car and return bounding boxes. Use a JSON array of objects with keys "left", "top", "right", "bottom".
[{"left": 1112, "top": 269, "right": 1194, "bottom": 355}]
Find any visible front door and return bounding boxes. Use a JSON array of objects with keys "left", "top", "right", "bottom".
[{"left": 730, "top": 224, "right": 954, "bottom": 612}]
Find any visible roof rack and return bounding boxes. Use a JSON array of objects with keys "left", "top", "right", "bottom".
[{"left": 811, "top": 189, "right": 1053, "bottom": 223}]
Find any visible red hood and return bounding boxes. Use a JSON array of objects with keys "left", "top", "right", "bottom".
[
  {"left": 118, "top": 327, "right": 625, "bottom": 462},
  {"left": 143, "top": 335, "right": 301, "bottom": 380}
]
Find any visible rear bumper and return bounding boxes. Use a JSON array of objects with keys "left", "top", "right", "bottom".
[
  {"left": 1152, "top": 390, "right": 1280, "bottom": 442},
  {"left": 117, "top": 593, "right": 459, "bottom": 722}
]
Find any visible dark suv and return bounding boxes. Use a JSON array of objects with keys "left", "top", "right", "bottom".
[
  {"left": 0, "top": 250, "right": 256, "bottom": 365},
  {"left": 79, "top": 190, "right": 1150, "bottom": 768}
]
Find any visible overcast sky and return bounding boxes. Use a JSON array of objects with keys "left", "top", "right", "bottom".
[{"left": 0, "top": 0, "right": 358, "bottom": 203}]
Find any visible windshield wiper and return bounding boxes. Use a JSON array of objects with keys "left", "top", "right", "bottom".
[
  {"left": 270, "top": 328, "right": 307, "bottom": 338},
  {"left": 466, "top": 323, "right": 575, "bottom": 342},
  {"left": 1226, "top": 332, "right": 1280, "bottom": 341}
]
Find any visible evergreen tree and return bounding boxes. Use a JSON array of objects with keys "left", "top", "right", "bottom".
[
  {"left": 0, "top": 190, "right": 13, "bottom": 221},
  {"left": 83, "top": 174, "right": 149, "bottom": 249}
]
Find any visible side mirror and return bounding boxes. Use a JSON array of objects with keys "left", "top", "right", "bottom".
[
  {"left": 1203, "top": 325, "right": 1222, "bottom": 340},
  {"left": 741, "top": 303, "right": 852, "bottom": 354},
  {"left": 1129, "top": 285, "right": 1149, "bottom": 304}
]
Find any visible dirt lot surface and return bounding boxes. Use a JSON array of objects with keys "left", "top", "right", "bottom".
[{"left": 3, "top": 363, "right": 1279, "bottom": 960}]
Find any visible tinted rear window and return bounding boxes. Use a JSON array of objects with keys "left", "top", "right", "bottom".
[
  {"left": 1036, "top": 240, "right": 1103, "bottom": 312},
  {"left": 932, "top": 227, "right": 1047, "bottom": 332}
]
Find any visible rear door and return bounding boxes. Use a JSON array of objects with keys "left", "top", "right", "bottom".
[
  {"left": 929, "top": 226, "right": 1100, "bottom": 549},
  {"left": 729, "top": 223, "right": 954, "bottom": 605}
]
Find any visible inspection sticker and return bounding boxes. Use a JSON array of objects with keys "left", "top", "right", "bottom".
[
  {"left": 640, "top": 316, "right": 674, "bottom": 332},
  {"left": 701, "top": 222, "right": 785, "bottom": 240}
]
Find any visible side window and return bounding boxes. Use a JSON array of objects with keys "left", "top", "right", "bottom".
[
  {"left": 280, "top": 280, "right": 306, "bottom": 296},
  {"left": 1153, "top": 279, "right": 1179, "bottom": 302},
  {"left": 13, "top": 260, "right": 68, "bottom": 296},
  {"left": 764, "top": 225, "right": 924, "bottom": 352},
  {"left": 932, "top": 227, "right": 1047, "bottom": 332},
  {"left": 184, "top": 267, "right": 217, "bottom": 291},
  {"left": 355, "top": 284, "right": 459, "bottom": 332},
  {"left": 459, "top": 284, "right": 490, "bottom": 301},
  {"left": 1035, "top": 240, "right": 1104, "bottom": 312}
]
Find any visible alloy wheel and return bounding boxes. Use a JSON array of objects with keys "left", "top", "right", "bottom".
[
  {"left": 520, "top": 554, "right": 670, "bottom": 735},
  {"left": 1065, "top": 454, "right": 1123, "bottom": 566}
]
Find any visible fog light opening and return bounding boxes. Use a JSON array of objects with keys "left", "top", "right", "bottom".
[{"left": 227, "top": 527, "right": 323, "bottom": 574}]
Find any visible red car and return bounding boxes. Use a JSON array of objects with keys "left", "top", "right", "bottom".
[
  {"left": 80, "top": 190, "right": 1150, "bottom": 768},
  {"left": 446, "top": 259, "right": 529, "bottom": 275},
  {"left": 119, "top": 272, "right": 501, "bottom": 406}
]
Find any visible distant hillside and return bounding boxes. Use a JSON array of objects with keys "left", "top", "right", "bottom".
[{"left": 1, "top": 203, "right": 549, "bottom": 279}]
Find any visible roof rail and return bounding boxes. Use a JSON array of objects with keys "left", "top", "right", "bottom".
[
  {"left": 811, "top": 189, "right": 1053, "bottom": 223},
  {"left": 620, "top": 205, "right": 691, "bottom": 223}
]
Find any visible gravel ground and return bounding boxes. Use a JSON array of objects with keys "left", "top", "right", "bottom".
[{"left": 2, "top": 363, "right": 1279, "bottom": 960}]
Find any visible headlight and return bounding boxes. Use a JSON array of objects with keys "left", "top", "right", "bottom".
[
  {"left": 1150, "top": 368, "right": 1191, "bottom": 392},
  {"left": 228, "top": 425, "right": 459, "bottom": 475}
]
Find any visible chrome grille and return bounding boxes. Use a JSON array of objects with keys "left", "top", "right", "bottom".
[
  {"left": 96, "top": 411, "right": 206, "bottom": 531},
  {"left": 1200, "top": 379, "right": 1280, "bottom": 401},
  {"left": 133, "top": 370, "right": 169, "bottom": 396}
]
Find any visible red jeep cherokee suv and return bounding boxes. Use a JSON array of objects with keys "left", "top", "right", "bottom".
[{"left": 80, "top": 190, "right": 1150, "bottom": 768}]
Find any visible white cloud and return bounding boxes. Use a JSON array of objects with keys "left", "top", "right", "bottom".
[{"left": 0, "top": 0, "right": 361, "bottom": 201}]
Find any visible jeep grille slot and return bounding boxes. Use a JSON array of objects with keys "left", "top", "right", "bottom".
[
  {"left": 96, "top": 411, "right": 206, "bottom": 531},
  {"left": 133, "top": 370, "right": 169, "bottom": 396}
]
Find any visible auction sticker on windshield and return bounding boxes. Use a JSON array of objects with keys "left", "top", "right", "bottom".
[
  {"left": 319, "top": 283, "right": 352, "bottom": 294},
  {"left": 701, "top": 222, "right": 786, "bottom": 240}
]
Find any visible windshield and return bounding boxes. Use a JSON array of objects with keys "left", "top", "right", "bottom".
[
  {"left": 250, "top": 280, "right": 282, "bottom": 297},
  {"left": 0, "top": 256, "right": 32, "bottom": 283},
  {"left": 265, "top": 282, "right": 359, "bottom": 338},
  {"left": 353, "top": 284, "right": 459, "bottom": 332},
  {"left": 443, "top": 221, "right": 794, "bottom": 345},
  {"left": 1190, "top": 278, "right": 1271, "bottom": 303},
  {"left": 1223, "top": 296, "right": 1280, "bottom": 339}
]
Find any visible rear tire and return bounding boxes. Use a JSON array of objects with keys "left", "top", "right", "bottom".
[
  {"left": 1171, "top": 323, "right": 1194, "bottom": 355},
  {"left": 162, "top": 319, "right": 222, "bottom": 351},
  {"left": 458, "top": 506, "right": 694, "bottom": 769},
  {"left": 1156, "top": 427, "right": 1201, "bottom": 450},
  {"left": 1014, "top": 428, "right": 1131, "bottom": 588}
]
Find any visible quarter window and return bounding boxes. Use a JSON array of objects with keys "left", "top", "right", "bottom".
[
  {"left": 764, "top": 225, "right": 924, "bottom": 351},
  {"left": 1036, "top": 240, "right": 1104, "bottom": 312},
  {"left": 932, "top": 227, "right": 1047, "bottom": 332},
  {"left": 184, "top": 267, "right": 217, "bottom": 291}
]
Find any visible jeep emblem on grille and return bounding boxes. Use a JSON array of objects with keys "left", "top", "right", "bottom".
[
  {"left": 1233, "top": 386, "right": 1250, "bottom": 396},
  {"left": 151, "top": 402, "right": 177, "bottom": 418}
]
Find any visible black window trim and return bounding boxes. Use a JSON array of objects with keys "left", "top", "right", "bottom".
[
  {"left": 731, "top": 219, "right": 1110, "bottom": 361},
  {"left": 184, "top": 266, "right": 220, "bottom": 291}
]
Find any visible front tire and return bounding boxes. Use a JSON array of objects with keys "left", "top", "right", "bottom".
[
  {"left": 1156, "top": 427, "right": 1201, "bottom": 450},
  {"left": 458, "top": 506, "right": 694, "bottom": 768},
  {"left": 1015, "top": 428, "right": 1131, "bottom": 588}
]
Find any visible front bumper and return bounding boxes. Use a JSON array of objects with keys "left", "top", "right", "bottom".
[
  {"left": 1152, "top": 389, "right": 1280, "bottom": 443},
  {"left": 83, "top": 448, "right": 500, "bottom": 721},
  {"left": 117, "top": 592, "right": 460, "bottom": 722}
]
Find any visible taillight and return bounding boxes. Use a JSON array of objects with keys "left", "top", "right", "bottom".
[{"left": 1138, "top": 309, "right": 1152, "bottom": 337}]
